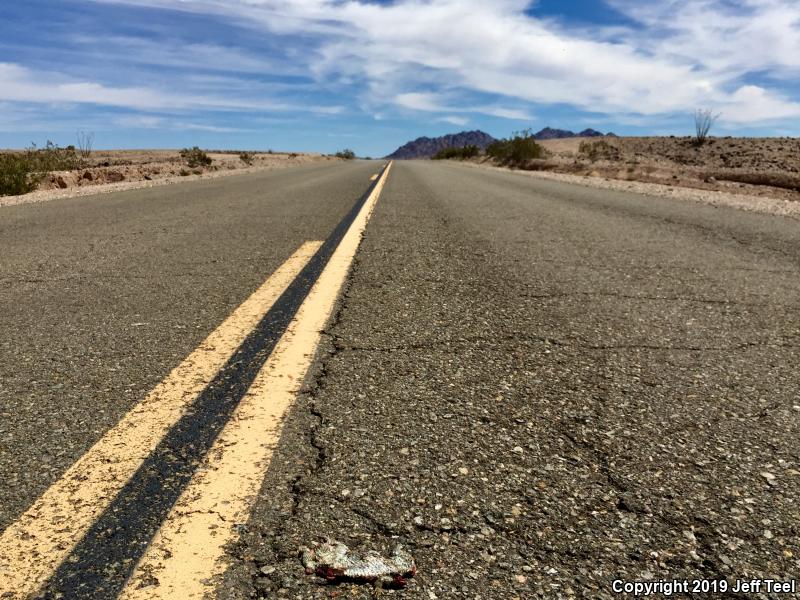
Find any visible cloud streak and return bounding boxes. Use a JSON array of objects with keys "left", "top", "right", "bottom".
[
  {"left": 87, "top": 0, "right": 800, "bottom": 125},
  {"left": 0, "top": 62, "right": 342, "bottom": 114}
]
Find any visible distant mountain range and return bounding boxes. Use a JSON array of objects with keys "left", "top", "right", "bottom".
[
  {"left": 533, "top": 127, "right": 616, "bottom": 140},
  {"left": 385, "top": 130, "right": 496, "bottom": 160},
  {"left": 385, "top": 127, "right": 616, "bottom": 159}
]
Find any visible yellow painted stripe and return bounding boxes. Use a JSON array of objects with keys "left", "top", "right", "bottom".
[
  {"left": 0, "top": 241, "right": 323, "bottom": 599},
  {"left": 370, "top": 173, "right": 379, "bottom": 181},
  {"left": 120, "top": 162, "right": 393, "bottom": 600}
]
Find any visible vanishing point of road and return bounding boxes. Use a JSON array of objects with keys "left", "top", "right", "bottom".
[{"left": 0, "top": 160, "right": 798, "bottom": 599}]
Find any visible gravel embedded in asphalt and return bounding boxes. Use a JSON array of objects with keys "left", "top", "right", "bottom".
[{"left": 221, "top": 161, "right": 799, "bottom": 599}]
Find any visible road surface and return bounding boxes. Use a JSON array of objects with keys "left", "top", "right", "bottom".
[{"left": 1, "top": 160, "right": 798, "bottom": 599}]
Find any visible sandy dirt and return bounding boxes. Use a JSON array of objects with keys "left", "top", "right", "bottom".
[
  {"left": 458, "top": 136, "right": 800, "bottom": 219},
  {"left": 529, "top": 136, "right": 800, "bottom": 202},
  {"left": 0, "top": 150, "right": 338, "bottom": 208}
]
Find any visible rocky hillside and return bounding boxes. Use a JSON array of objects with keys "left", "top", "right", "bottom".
[{"left": 385, "top": 130, "right": 496, "bottom": 159}]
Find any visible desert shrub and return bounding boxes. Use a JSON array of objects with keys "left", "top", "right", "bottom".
[
  {"left": 335, "top": 149, "right": 356, "bottom": 160},
  {"left": 239, "top": 152, "right": 255, "bottom": 165},
  {"left": 0, "top": 153, "right": 41, "bottom": 196},
  {"left": 179, "top": 168, "right": 191, "bottom": 176},
  {"left": 180, "top": 146, "right": 212, "bottom": 168},
  {"left": 486, "top": 130, "right": 545, "bottom": 166},
  {"left": 693, "top": 109, "right": 719, "bottom": 146},
  {"left": 432, "top": 145, "right": 480, "bottom": 160},
  {"left": 0, "top": 142, "right": 81, "bottom": 196},
  {"left": 579, "top": 140, "right": 620, "bottom": 162},
  {"left": 485, "top": 141, "right": 505, "bottom": 159},
  {"left": 27, "top": 141, "right": 80, "bottom": 172}
]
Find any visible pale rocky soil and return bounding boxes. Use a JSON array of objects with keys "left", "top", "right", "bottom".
[
  {"left": 0, "top": 150, "right": 337, "bottom": 208},
  {"left": 472, "top": 136, "right": 800, "bottom": 220}
]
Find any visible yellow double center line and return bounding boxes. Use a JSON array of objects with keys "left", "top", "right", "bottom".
[{"left": 0, "top": 163, "right": 392, "bottom": 599}]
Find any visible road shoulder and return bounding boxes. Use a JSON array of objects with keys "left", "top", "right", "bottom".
[{"left": 459, "top": 160, "right": 800, "bottom": 220}]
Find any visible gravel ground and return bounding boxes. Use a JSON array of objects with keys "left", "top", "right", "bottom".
[{"left": 220, "top": 161, "right": 799, "bottom": 599}]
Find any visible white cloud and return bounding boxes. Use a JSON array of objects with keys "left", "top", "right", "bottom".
[
  {"left": 115, "top": 115, "right": 165, "bottom": 128},
  {"left": 0, "top": 62, "right": 341, "bottom": 114},
  {"left": 437, "top": 116, "right": 469, "bottom": 127},
  {"left": 608, "top": 0, "right": 800, "bottom": 77},
  {"left": 0, "top": 63, "right": 186, "bottom": 110},
  {"left": 395, "top": 92, "right": 532, "bottom": 121},
  {"left": 721, "top": 85, "right": 800, "bottom": 123},
  {"left": 69, "top": 34, "right": 303, "bottom": 76},
  {"left": 477, "top": 106, "right": 534, "bottom": 121},
  {"left": 395, "top": 92, "right": 443, "bottom": 113},
  {"left": 114, "top": 115, "right": 246, "bottom": 132}
]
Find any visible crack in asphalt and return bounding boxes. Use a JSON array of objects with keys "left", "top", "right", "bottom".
[
  {"left": 553, "top": 418, "right": 753, "bottom": 600},
  {"left": 1, "top": 272, "right": 233, "bottom": 285},
  {"left": 334, "top": 334, "right": 799, "bottom": 354},
  {"left": 351, "top": 506, "right": 404, "bottom": 538},
  {"left": 565, "top": 340, "right": 799, "bottom": 351},
  {"left": 461, "top": 165, "right": 800, "bottom": 264},
  {"left": 546, "top": 187, "right": 800, "bottom": 265},
  {"left": 532, "top": 260, "right": 798, "bottom": 275},
  {"left": 241, "top": 258, "right": 369, "bottom": 590},
  {"left": 661, "top": 399, "right": 794, "bottom": 438},
  {"left": 519, "top": 290, "right": 794, "bottom": 308}
]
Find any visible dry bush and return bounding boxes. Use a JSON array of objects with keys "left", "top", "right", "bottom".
[
  {"left": 693, "top": 109, "right": 719, "bottom": 145},
  {"left": 28, "top": 141, "right": 80, "bottom": 172},
  {"left": 432, "top": 145, "right": 480, "bottom": 160},
  {"left": 579, "top": 140, "right": 620, "bottom": 162},
  {"left": 486, "top": 130, "right": 545, "bottom": 166},
  {"left": 180, "top": 147, "right": 212, "bottom": 168},
  {"left": 0, "top": 142, "right": 80, "bottom": 196},
  {"left": 76, "top": 131, "right": 94, "bottom": 159},
  {"left": 0, "top": 153, "right": 41, "bottom": 196}
]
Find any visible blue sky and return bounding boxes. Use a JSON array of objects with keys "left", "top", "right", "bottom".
[{"left": 2, "top": 0, "right": 800, "bottom": 156}]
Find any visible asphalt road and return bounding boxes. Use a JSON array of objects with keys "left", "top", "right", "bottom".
[
  {"left": 220, "top": 161, "right": 799, "bottom": 599},
  {"left": 2, "top": 160, "right": 799, "bottom": 599},
  {"left": 0, "top": 159, "right": 379, "bottom": 532}
]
